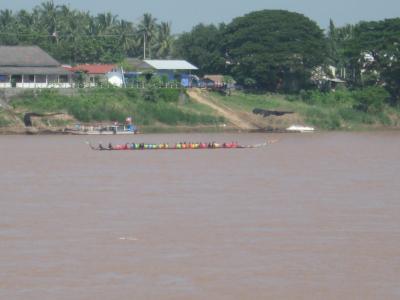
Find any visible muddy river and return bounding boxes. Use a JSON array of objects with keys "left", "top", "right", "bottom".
[{"left": 1, "top": 132, "right": 399, "bottom": 299}]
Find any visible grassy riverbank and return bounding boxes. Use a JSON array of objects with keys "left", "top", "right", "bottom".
[
  {"left": 209, "top": 87, "right": 400, "bottom": 130},
  {"left": 7, "top": 88, "right": 225, "bottom": 131},
  {"left": 2, "top": 86, "right": 400, "bottom": 133},
  {"left": 0, "top": 109, "right": 10, "bottom": 127}
]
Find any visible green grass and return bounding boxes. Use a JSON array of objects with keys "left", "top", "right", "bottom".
[
  {"left": 6, "top": 87, "right": 400, "bottom": 131},
  {"left": 209, "top": 89, "right": 400, "bottom": 130},
  {"left": 211, "top": 90, "right": 313, "bottom": 114},
  {"left": 0, "top": 109, "right": 13, "bottom": 127},
  {"left": 11, "top": 88, "right": 223, "bottom": 127}
]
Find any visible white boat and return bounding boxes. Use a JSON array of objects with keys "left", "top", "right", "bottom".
[
  {"left": 66, "top": 124, "right": 138, "bottom": 135},
  {"left": 286, "top": 125, "right": 315, "bottom": 133}
]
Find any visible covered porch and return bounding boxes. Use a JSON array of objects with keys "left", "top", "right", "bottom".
[{"left": 0, "top": 67, "right": 72, "bottom": 88}]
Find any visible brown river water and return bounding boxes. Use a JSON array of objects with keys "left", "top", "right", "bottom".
[{"left": 0, "top": 132, "right": 399, "bottom": 299}]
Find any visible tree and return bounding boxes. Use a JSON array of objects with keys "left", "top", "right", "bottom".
[
  {"left": 0, "top": 2, "right": 172, "bottom": 64},
  {"left": 154, "top": 22, "right": 174, "bottom": 59},
  {"left": 96, "top": 12, "right": 118, "bottom": 34},
  {"left": 137, "top": 13, "right": 157, "bottom": 59},
  {"left": 0, "top": 9, "right": 19, "bottom": 45},
  {"left": 174, "top": 23, "right": 226, "bottom": 75},
  {"left": 116, "top": 20, "right": 139, "bottom": 57},
  {"left": 327, "top": 19, "right": 338, "bottom": 66},
  {"left": 343, "top": 18, "right": 400, "bottom": 104},
  {"left": 222, "top": 10, "right": 327, "bottom": 92},
  {"left": 39, "top": 1, "right": 58, "bottom": 43}
]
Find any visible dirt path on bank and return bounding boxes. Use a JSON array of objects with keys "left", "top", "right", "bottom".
[{"left": 187, "top": 89, "right": 259, "bottom": 130}]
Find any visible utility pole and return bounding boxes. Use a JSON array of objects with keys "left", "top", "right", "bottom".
[{"left": 143, "top": 33, "right": 146, "bottom": 60}]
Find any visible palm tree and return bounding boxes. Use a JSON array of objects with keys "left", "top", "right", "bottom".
[
  {"left": 117, "top": 20, "right": 140, "bottom": 56},
  {"left": 16, "top": 10, "right": 33, "bottom": 28},
  {"left": 154, "top": 22, "right": 174, "bottom": 58},
  {"left": 38, "top": 1, "right": 60, "bottom": 45},
  {"left": 0, "top": 9, "right": 14, "bottom": 28},
  {"left": 137, "top": 13, "right": 157, "bottom": 59},
  {"left": 334, "top": 24, "right": 356, "bottom": 80},
  {"left": 0, "top": 10, "right": 20, "bottom": 45},
  {"left": 30, "top": 7, "right": 42, "bottom": 30},
  {"left": 96, "top": 12, "right": 118, "bottom": 34}
]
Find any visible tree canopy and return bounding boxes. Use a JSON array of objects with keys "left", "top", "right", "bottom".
[
  {"left": 327, "top": 18, "right": 400, "bottom": 104},
  {"left": 0, "top": 1, "right": 174, "bottom": 64},
  {"left": 222, "top": 10, "right": 327, "bottom": 92},
  {"left": 352, "top": 19, "right": 400, "bottom": 104},
  {"left": 174, "top": 24, "right": 226, "bottom": 76},
  {"left": 1, "top": 2, "right": 400, "bottom": 105}
]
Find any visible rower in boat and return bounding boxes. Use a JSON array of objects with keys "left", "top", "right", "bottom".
[{"left": 89, "top": 139, "right": 275, "bottom": 151}]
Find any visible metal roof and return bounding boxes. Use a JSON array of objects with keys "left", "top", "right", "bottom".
[{"left": 143, "top": 60, "right": 198, "bottom": 70}]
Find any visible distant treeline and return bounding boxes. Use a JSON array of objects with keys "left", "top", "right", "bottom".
[
  {"left": 0, "top": 2, "right": 173, "bottom": 63},
  {"left": 174, "top": 12, "right": 400, "bottom": 105},
  {"left": 0, "top": 2, "right": 399, "bottom": 104}
]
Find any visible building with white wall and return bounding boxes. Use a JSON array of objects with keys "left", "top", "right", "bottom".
[{"left": 0, "top": 46, "right": 72, "bottom": 88}]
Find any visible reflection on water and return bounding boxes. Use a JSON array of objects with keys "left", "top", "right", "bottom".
[{"left": 1, "top": 132, "right": 400, "bottom": 299}]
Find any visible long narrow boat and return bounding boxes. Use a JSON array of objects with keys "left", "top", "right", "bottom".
[{"left": 87, "top": 140, "right": 276, "bottom": 151}]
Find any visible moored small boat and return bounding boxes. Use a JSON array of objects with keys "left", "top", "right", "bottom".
[
  {"left": 286, "top": 125, "right": 315, "bottom": 133},
  {"left": 66, "top": 124, "right": 138, "bottom": 135}
]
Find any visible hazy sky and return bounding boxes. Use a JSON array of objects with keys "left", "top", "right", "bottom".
[{"left": 2, "top": 0, "right": 399, "bottom": 33}]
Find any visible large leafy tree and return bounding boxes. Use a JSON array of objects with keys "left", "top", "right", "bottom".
[
  {"left": 343, "top": 18, "right": 400, "bottom": 104},
  {"left": 223, "top": 10, "right": 327, "bottom": 91},
  {"left": 174, "top": 23, "right": 226, "bottom": 75}
]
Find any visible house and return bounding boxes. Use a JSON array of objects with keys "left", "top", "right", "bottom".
[
  {"left": 202, "top": 75, "right": 236, "bottom": 89},
  {"left": 203, "top": 75, "right": 225, "bottom": 87},
  {"left": 136, "top": 60, "right": 198, "bottom": 87},
  {"left": 312, "top": 66, "right": 346, "bottom": 90},
  {"left": 68, "top": 64, "right": 124, "bottom": 87},
  {"left": 124, "top": 58, "right": 145, "bottom": 71},
  {"left": 0, "top": 46, "right": 72, "bottom": 88}
]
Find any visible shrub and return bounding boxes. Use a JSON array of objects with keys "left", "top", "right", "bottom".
[
  {"left": 158, "top": 89, "right": 181, "bottom": 102},
  {"left": 305, "top": 107, "right": 342, "bottom": 130},
  {"left": 142, "top": 85, "right": 158, "bottom": 102},
  {"left": 149, "top": 75, "right": 164, "bottom": 87},
  {"left": 352, "top": 86, "right": 390, "bottom": 113},
  {"left": 338, "top": 108, "right": 364, "bottom": 123},
  {"left": 376, "top": 112, "right": 392, "bottom": 126},
  {"left": 125, "top": 88, "right": 138, "bottom": 100},
  {"left": 293, "top": 89, "right": 355, "bottom": 107},
  {"left": 285, "top": 94, "right": 300, "bottom": 102}
]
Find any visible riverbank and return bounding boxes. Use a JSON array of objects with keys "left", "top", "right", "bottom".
[
  {"left": 0, "top": 124, "right": 236, "bottom": 135},
  {"left": 202, "top": 88, "right": 400, "bottom": 131},
  {"left": 1, "top": 87, "right": 400, "bottom": 134}
]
